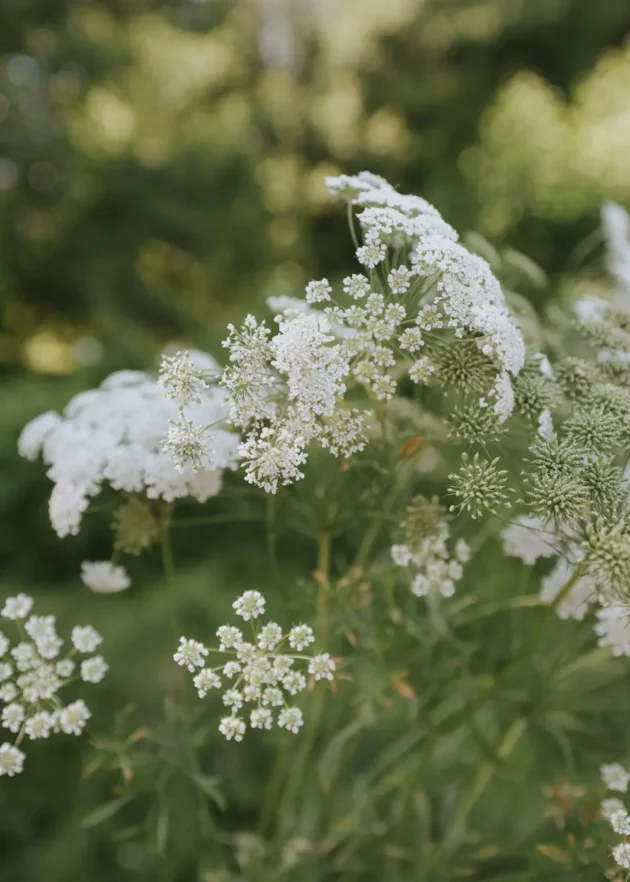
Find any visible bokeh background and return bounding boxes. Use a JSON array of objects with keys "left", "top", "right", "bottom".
[{"left": 1, "top": 1, "right": 630, "bottom": 879}]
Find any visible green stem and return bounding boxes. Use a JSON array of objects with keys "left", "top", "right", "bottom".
[
  {"left": 266, "top": 494, "right": 278, "bottom": 575},
  {"left": 171, "top": 514, "right": 260, "bottom": 528},
  {"left": 357, "top": 566, "right": 584, "bottom": 797},
  {"left": 347, "top": 202, "right": 360, "bottom": 251},
  {"left": 276, "top": 532, "right": 332, "bottom": 833},
  {"left": 160, "top": 527, "right": 181, "bottom": 646},
  {"left": 437, "top": 717, "right": 527, "bottom": 858}
]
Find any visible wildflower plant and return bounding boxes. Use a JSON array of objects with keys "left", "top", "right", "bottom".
[{"left": 14, "top": 175, "right": 630, "bottom": 879}]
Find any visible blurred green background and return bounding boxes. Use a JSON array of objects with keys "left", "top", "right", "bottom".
[{"left": 1, "top": 1, "right": 630, "bottom": 880}]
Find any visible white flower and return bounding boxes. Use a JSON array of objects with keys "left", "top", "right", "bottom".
[
  {"left": 610, "top": 808, "right": 630, "bottom": 835},
  {"left": 222, "top": 661, "right": 242, "bottom": 679},
  {"left": 12, "top": 643, "right": 37, "bottom": 672},
  {"left": 48, "top": 481, "right": 90, "bottom": 539},
  {"left": 163, "top": 418, "right": 210, "bottom": 472},
  {"left": 343, "top": 274, "right": 371, "bottom": 299},
  {"left": 613, "top": 842, "right": 630, "bottom": 870},
  {"left": 0, "top": 663, "right": 13, "bottom": 683},
  {"left": 272, "top": 655, "right": 293, "bottom": 678},
  {"left": 0, "top": 684, "right": 17, "bottom": 702},
  {"left": 258, "top": 622, "right": 282, "bottom": 651},
  {"left": 250, "top": 708, "right": 273, "bottom": 729},
  {"left": 219, "top": 716, "right": 246, "bottom": 742},
  {"left": 2, "top": 594, "right": 34, "bottom": 620},
  {"left": 409, "top": 356, "right": 436, "bottom": 385},
  {"left": 0, "top": 743, "right": 25, "bottom": 776},
  {"left": 537, "top": 409, "right": 554, "bottom": 440},
  {"left": 282, "top": 671, "right": 306, "bottom": 695},
  {"left": 391, "top": 545, "right": 411, "bottom": 567},
  {"left": 193, "top": 669, "right": 222, "bottom": 697},
  {"left": 58, "top": 700, "right": 91, "bottom": 736},
  {"left": 411, "top": 574, "right": 430, "bottom": 597},
  {"left": 262, "top": 686, "right": 284, "bottom": 707},
  {"left": 602, "top": 797, "right": 625, "bottom": 820},
  {"left": 239, "top": 427, "right": 307, "bottom": 494},
  {"left": 602, "top": 763, "right": 630, "bottom": 792},
  {"left": 595, "top": 604, "right": 630, "bottom": 657},
  {"left": 216, "top": 626, "right": 243, "bottom": 651},
  {"left": 232, "top": 591, "right": 266, "bottom": 621},
  {"left": 173, "top": 637, "right": 208, "bottom": 672},
  {"left": 71, "top": 625, "right": 102, "bottom": 653},
  {"left": 81, "top": 561, "right": 131, "bottom": 594},
  {"left": 20, "top": 364, "right": 239, "bottom": 539},
  {"left": 158, "top": 351, "right": 208, "bottom": 407},
  {"left": 278, "top": 707, "right": 303, "bottom": 734},
  {"left": 56, "top": 659, "right": 75, "bottom": 677},
  {"left": 399, "top": 327, "right": 424, "bottom": 353},
  {"left": 502, "top": 516, "right": 558, "bottom": 565},
  {"left": 308, "top": 653, "right": 335, "bottom": 681},
  {"left": 17, "top": 411, "right": 61, "bottom": 460},
  {"left": 540, "top": 560, "right": 596, "bottom": 621},
  {"left": 0, "top": 633, "right": 8, "bottom": 658},
  {"left": 288, "top": 625, "right": 315, "bottom": 652},
  {"left": 305, "top": 279, "right": 332, "bottom": 304},
  {"left": 602, "top": 202, "right": 630, "bottom": 296},
  {"left": 222, "top": 689, "right": 244, "bottom": 710},
  {"left": 455, "top": 539, "right": 471, "bottom": 563},
  {"left": 356, "top": 242, "right": 387, "bottom": 268},
  {"left": 1, "top": 703, "right": 24, "bottom": 734},
  {"left": 81, "top": 656, "right": 108, "bottom": 684},
  {"left": 441, "top": 579, "right": 456, "bottom": 598},
  {"left": 24, "top": 615, "right": 56, "bottom": 642},
  {"left": 25, "top": 712, "right": 53, "bottom": 740},
  {"left": 36, "top": 634, "right": 63, "bottom": 660},
  {"left": 388, "top": 266, "right": 412, "bottom": 295}
]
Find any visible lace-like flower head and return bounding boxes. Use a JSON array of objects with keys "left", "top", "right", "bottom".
[
  {"left": 18, "top": 353, "right": 240, "bottom": 541},
  {"left": 174, "top": 591, "right": 335, "bottom": 741},
  {"left": 0, "top": 594, "right": 106, "bottom": 777}
]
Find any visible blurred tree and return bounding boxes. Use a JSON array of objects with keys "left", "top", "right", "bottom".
[{"left": 1, "top": 0, "right": 629, "bottom": 377}]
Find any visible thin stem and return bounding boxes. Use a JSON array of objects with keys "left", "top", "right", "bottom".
[
  {"left": 357, "top": 565, "right": 585, "bottom": 796},
  {"left": 266, "top": 494, "right": 278, "bottom": 575},
  {"left": 347, "top": 202, "right": 360, "bottom": 251},
  {"left": 276, "top": 532, "right": 332, "bottom": 833},
  {"left": 436, "top": 717, "right": 527, "bottom": 859},
  {"left": 160, "top": 527, "right": 181, "bottom": 648},
  {"left": 171, "top": 514, "right": 260, "bottom": 528}
]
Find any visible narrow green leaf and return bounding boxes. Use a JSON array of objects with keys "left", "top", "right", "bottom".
[{"left": 81, "top": 796, "right": 130, "bottom": 829}]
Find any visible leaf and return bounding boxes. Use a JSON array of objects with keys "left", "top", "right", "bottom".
[
  {"left": 536, "top": 843, "right": 570, "bottom": 863},
  {"left": 156, "top": 807, "right": 169, "bottom": 857},
  {"left": 319, "top": 716, "right": 369, "bottom": 793},
  {"left": 502, "top": 247, "right": 547, "bottom": 287},
  {"left": 189, "top": 774, "right": 225, "bottom": 810},
  {"left": 81, "top": 796, "right": 130, "bottom": 829}
]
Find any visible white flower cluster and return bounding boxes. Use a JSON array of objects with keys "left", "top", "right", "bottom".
[
  {"left": 0, "top": 594, "right": 106, "bottom": 777},
  {"left": 602, "top": 202, "right": 630, "bottom": 297},
  {"left": 18, "top": 353, "right": 240, "bottom": 539},
  {"left": 327, "top": 171, "right": 525, "bottom": 420},
  {"left": 173, "top": 591, "right": 335, "bottom": 741},
  {"left": 218, "top": 172, "right": 525, "bottom": 493},
  {"left": 501, "top": 516, "right": 630, "bottom": 655},
  {"left": 391, "top": 530, "right": 470, "bottom": 599},
  {"left": 80, "top": 561, "right": 131, "bottom": 594},
  {"left": 600, "top": 762, "right": 630, "bottom": 870}
]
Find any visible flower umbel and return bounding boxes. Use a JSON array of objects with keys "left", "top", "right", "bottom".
[
  {"left": 174, "top": 592, "right": 335, "bottom": 741},
  {"left": 0, "top": 595, "right": 105, "bottom": 776}
]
